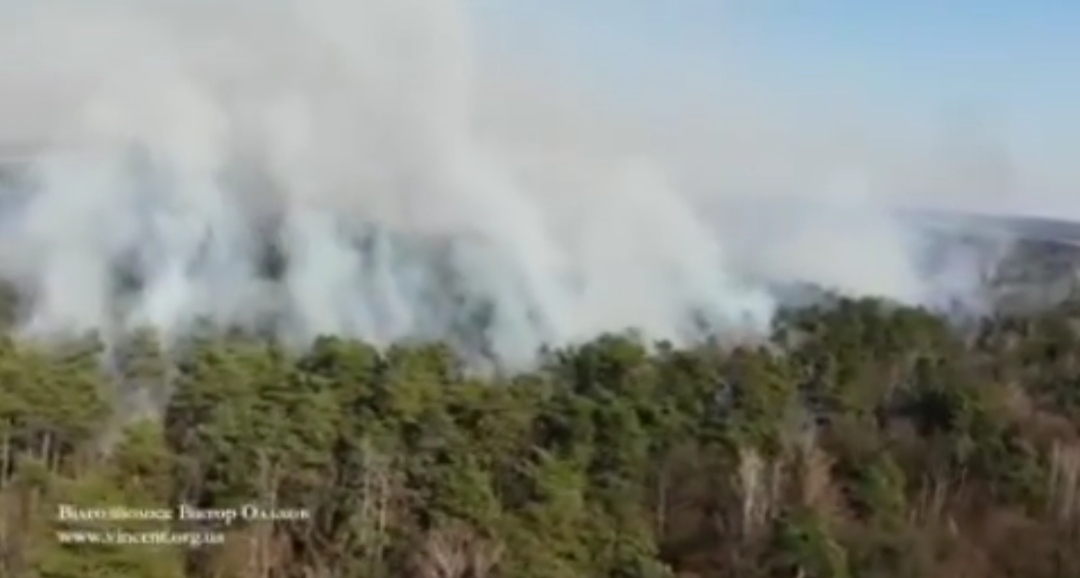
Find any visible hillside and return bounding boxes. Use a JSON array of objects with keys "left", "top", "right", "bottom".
[{"left": 4, "top": 275, "right": 1080, "bottom": 576}]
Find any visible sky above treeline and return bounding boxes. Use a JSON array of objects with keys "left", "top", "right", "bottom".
[
  {"left": 473, "top": 0, "right": 1079, "bottom": 208},
  {"left": 0, "top": 0, "right": 1075, "bottom": 214},
  {"left": 476, "top": 0, "right": 1077, "bottom": 116}
]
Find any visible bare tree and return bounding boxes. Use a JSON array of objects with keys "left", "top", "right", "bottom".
[{"left": 413, "top": 521, "right": 503, "bottom": 578}]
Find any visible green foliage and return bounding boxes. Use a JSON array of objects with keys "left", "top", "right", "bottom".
[
  {"left": 769, "top": 509, "right": 850, "bottom": 578},
  {"left": 1, "top": 295, "right": 1080, "bottom": 576}
]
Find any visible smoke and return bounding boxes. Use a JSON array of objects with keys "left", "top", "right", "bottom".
[{"left": 0, "top": 0, "right": 1024, "bottom": 367}]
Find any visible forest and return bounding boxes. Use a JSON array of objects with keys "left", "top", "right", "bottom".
[{"left": 3, "top": 282, "right": 1080, "bottom": 577}]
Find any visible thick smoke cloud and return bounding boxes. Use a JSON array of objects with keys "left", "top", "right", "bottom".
[{"left": 0, "top": 0, "right": 1026, "bottom": 366}]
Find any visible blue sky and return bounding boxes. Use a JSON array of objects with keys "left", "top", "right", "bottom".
[{"left": 474, "top": 0, "right": 1079, "bottom": 147}]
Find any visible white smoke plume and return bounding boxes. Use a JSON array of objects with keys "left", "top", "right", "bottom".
[{"left": 0, "top": 0, "right": 1037, "bottom": 367}]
